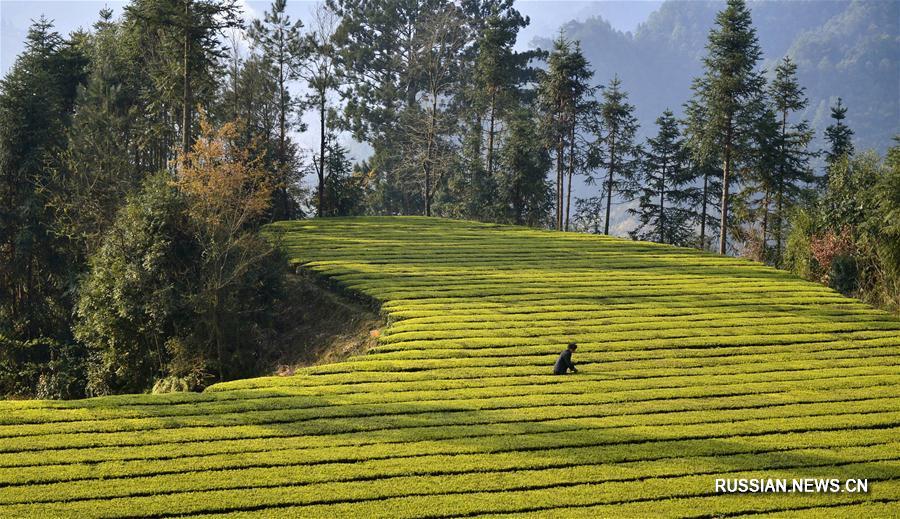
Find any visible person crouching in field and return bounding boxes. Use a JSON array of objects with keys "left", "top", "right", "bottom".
[{"left": 553, "top": 342, "right": 578, "bottom": 375}]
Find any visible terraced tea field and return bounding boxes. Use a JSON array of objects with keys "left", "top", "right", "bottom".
[{"left": 2, "top": 216, "right": 899, "bottom": 517}]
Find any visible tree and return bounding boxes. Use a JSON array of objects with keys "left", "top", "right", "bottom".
[
  {"left": 401, "top": 4, "right": 467, "bottom": 216},
  {"left": 785, "top": 145, "right": 900, "bottom": 312},
  {"left": 824, "top": 97, "right": 854, "bottom": 168},
  {"left": 688, "top": 0, "right": 765, "bottom": 254},
  {"left": 0, "top": 17, "right": 87, "bottom": 341},
  {"left": 684, "top": 98, "right": 723, "bottom": 251},
  {"left": 498, "top": 107, "right": 552, "bottom": 226},
  {"left": 51, "top": 9, "right": 145, "bottom": 261},
  {"left": 329, "top": 0, "right": 449, "bottom": 215},
  {"left": 124, "top": 0, "right": 242, "bottom": 156},
  {"left": 75, "top": 172, "right": 194, "bottom": 395},
  {"left": 592, "top": 75, "right": 640, "bottom": 236},
  {"left": 630, "top": 110, "right": 693, "bottom": 245},
  {"left": 737, "top": 106, "right": 780, "bottom": 260},
  {"left": 768, "top": 56, "right": 815, "bottom": 264},
  {"left": 175, "top": 115, "right": 280, "bottom": 381},
  {"left": 248, "top": 0, "right": 306, "bottom": 220},
  {"left": 298, "top": 3, "right": 341, "bottom": 217},
  {"left": 538, "top": 36, "right": 594, "bottom": 231},
  {"left": 471, "top": 5, "right": 524, "bottom": 187},
  {"left": 452, "top": 0, "right": 535, "bottom": 222},
  {"left": 321, "top": 142, "right": 366, "bottom": 217}
]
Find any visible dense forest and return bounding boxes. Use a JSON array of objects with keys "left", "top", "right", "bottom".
[{"left": 1, "top": 0, "right": 897, "bottom": 399}]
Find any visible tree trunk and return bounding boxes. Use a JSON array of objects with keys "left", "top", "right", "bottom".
[
  {"left": 774, "top": 110, "right": 788, "bottom": 266},
  {"left": 659, "top": 159, "right": 666, "bottom": 244},
  {"left": 424, "top": 93, "right": 437, "bottom": 217},
  {"left": 565, "top": 115, "right": 576, "bottom": 231},
  {"left": 719, "top": 122, "right": 733, "bottom": 255},
  {"left": 761, "top": 184, "right": 770, "bottom": 261},
  {"left": 604, "top": 132, "right": 616, "bottom": 235},
  {"left": 317, "top": 91, "right": 326, "bottom": 217},
  {"left": 553, "top": 102, "right": 563, "bottom": 231},
  {"left": 486, "top": 88, "right": 496, "bottom": 181},
  {"left": 556, "top": 110, "right": 564, "bottom": 231},
  {"left": 278, "top": 52, "right": 288, "bottom": 220},
  {"left": 700, "top": 170, "right": 708, "bottom": 250},
  {"left": 181, "top": 0, "right": 192, "bottom": 155},
  {"left": 775, "top": 180, "right": 784, "bottom": 265}
]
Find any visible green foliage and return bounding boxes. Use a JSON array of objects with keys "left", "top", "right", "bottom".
[
  {"left": 74, "top": 172, "right": 194, "bottom": 395},
  {"left": 824, "top": 97, "right": 854, "bottom": 169},
  {"left": 687, "top": 0, "right": 766, "bottom": 253},
  {"left": 785, "top": 146, "right": 900, "bottom": 313},
  {"left": 51, "top": 9, "right": 148, "bottom": 261},
  {"left": 0, "top": 336, "right": 86, "bottom": 399},
  {"left": 630, "top": 109, "right": 694, "bottom": 245},
  {"left": 497, "top": 108, "right": 552, "bottom": 227},
  {"left": 246, "top": 0, "right": 306, "bottom": 219},
  {"left": 768, "top": 56, "right": 816, "bottom": 264},
  {"left": 0, "top": 17, "right": 88, "bottom": 342},
  {"left": 538, "top": 36, "right": 595, "bottom": 231},
  {"left": 321, "top": 143, "right": 366, "bottom": 217},
  {"left": 783, "top": 207, "right": 816, "bottom": 280},
  {"left": 590, "top": 75, "right": 640, "bottom": 235}
]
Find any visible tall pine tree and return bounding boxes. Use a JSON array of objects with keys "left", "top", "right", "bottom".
[
  {"left": 0, "top": 17, "right": 87, "bottom": 340},
  {"left": 592, "top": 75, "right": 640, "bottom": 236},
  {"left": 769, "top": 56, "right": 814, "bottom": 264},
  {"left": 538, "top": 36, "right": 594, "bottom": 231},
  {"left": 630, "top": 110, "right": 693, "bottom": 245},
  {"left": 298, "top": 3, "right": 341, "bottom": 217},
  {"left": 684, "top": 98, "right": 723, "bottom": 251},
  {"left": 824, "top": 97, "right": 854, "bottom": 168},
  {"left": 688, "top": 0, "right": 765, "bottom": 254}
]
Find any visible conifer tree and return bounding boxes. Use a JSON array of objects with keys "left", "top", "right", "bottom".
[
  {"left": 539, "top": 36, "right": 572, "bottom": 231},
  {"left": 249, "top": 0, "right": 306, "bottom": 219},
  {"left": 53, "top": 9, "right": 144, "bottom": 260},
  {"left": 499, "top": 107, "right": 552, "bottom": 226},
  {"left": 456, "top": 0, "right": 532, "bottom": 221},
  {"left": 592, "top": 75, "right": 640, "bottom": 235},
  {"left": 739, "top": 106, "right": 780, "bottom": 260},
  {"left": 684, "top": 98, "right": 722, "bottom": 251},
  {"left": 769, "top": 56, "right": 814, "bottom": 264},
  {"left": 688, "top": 0, "right": 765, "bottom": 254},
  {"left": 124, "top": 0, "right": 242, "bottom": 156},
  {"left": 0, "top": 17, "right": 87, "bottom": 339},
  {"left": 329, "top": 0, "right": 448, "bottom": 215},
  {"left": 630, "top": 110, "right": 693, "bottom": 245},
  {"left": 538, "top": 36, "right": 594, "bottom": 231},
  {"left": 824, "top": 97, "right": 854, "bottom": 168}
]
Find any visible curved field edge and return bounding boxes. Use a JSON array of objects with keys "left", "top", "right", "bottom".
[{"left": 0, "top": 216, "right": 898, "bottom": 518}]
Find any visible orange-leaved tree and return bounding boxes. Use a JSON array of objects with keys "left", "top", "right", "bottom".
[{"left": 176, "top": 113, "right": 282, "bottom": 380}]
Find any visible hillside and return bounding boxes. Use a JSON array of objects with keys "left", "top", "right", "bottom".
[{"left": 1, "top": 217, "right": 899, "bottom": 517}]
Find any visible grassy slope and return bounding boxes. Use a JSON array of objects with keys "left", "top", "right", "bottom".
[{"left": 1, "top": 216, "right": 899, "bottom": 518}]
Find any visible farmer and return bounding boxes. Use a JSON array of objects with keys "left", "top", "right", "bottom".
[{"left": 553, "top": 342, "right": 578, "bottom": 375}]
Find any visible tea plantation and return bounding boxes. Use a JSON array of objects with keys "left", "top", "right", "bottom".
[{"left": 1, "top": 217, "right": 899, "bottom": 517}]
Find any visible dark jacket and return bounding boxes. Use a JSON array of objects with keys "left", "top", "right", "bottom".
[{"left": 553, "top": 349, "right": 576, "bottom": 375}]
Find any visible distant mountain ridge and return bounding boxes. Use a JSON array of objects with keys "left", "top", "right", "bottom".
[{"left": 533, "top": 0, "right": 899, "bottom": 156}]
